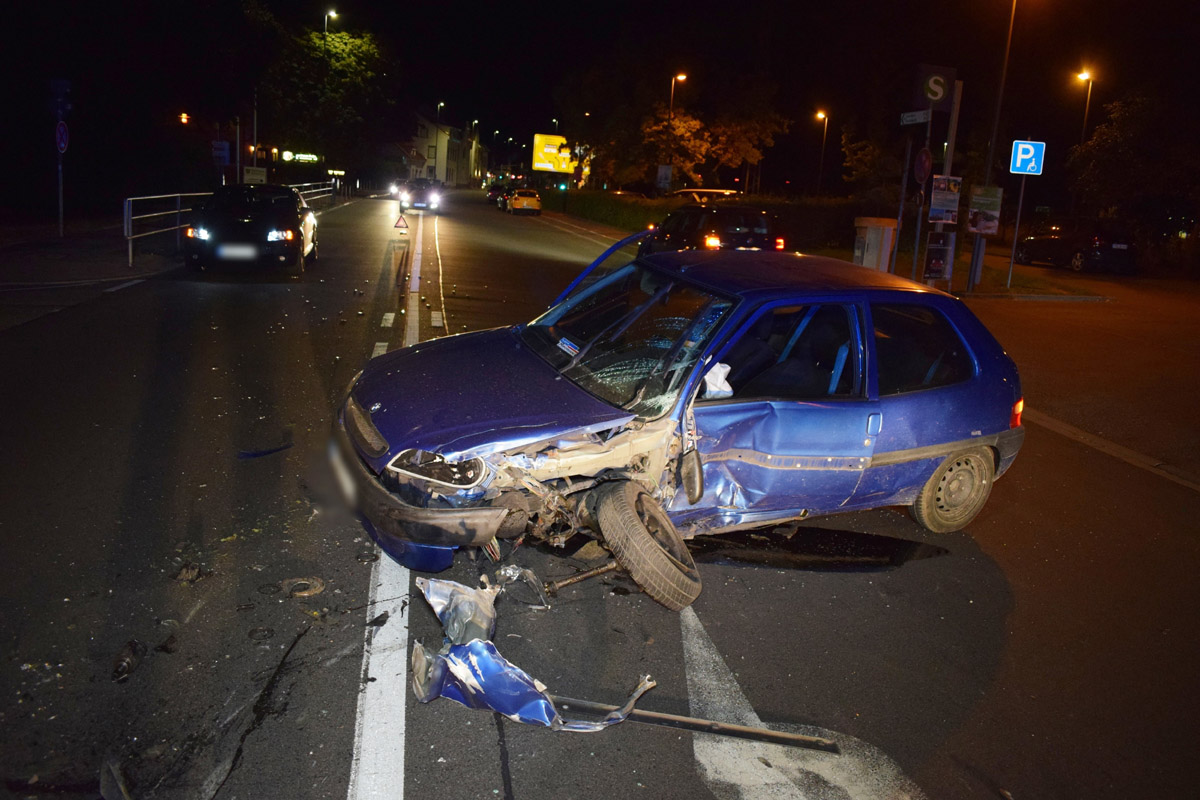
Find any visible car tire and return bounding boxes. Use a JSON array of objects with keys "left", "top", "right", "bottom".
[
  {"left": 595, "top": 480, "right": 702, "bottom": 610},
  {"left": 1015, "top": 246, "right": 1031, "bottom": 265},
  {"left": 1069, "top": 250, "right": 1086, "bottom": 271},
  {"left": 910, "top": 447, "right": 995, "bottom": 533}
]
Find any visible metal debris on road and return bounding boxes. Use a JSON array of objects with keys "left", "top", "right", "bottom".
[
  {"left": 111, "top": 640, "right": 147, "bottom": 682},
  {"left": 248, "top": 627, "right": 274, "bottom": 641},
  {"left": 356, "top": 550, "right": 380, "bottom": 563},
  {"left": 416, "top": 577, "right": 500, "bottom": 644},
  {"left": 494, "top": 563, "right": 551, "bottom": 609},
  {"left": 282, "top": 577, "right": 325, "bottom": 598}
]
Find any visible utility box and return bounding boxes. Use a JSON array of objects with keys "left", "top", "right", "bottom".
[{"left": 853, "top": 217, "right": 897, "bottom": 271}]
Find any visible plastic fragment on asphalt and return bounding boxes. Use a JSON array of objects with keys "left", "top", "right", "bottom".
[
  {"left": 415, "top": 577, "right": 500, "bottom": 645},
  {"left": 494, "top": 564, "right": 551, "bottom": 609}
]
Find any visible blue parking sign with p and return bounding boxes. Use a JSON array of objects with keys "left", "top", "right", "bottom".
[{"left": 1010, "top": 140, "right": 1045, "bottom": 175}]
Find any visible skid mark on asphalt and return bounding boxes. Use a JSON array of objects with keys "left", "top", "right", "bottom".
[{"left": 680, "top": 607, "right": 926, "bottom": 800}]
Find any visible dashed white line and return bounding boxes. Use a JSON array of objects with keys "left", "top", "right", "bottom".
[
  {"left": 381, "top": 312, "right": 395, "bottom": 328},
  {"left": 371, "top": 342, "right": 388, "bottom": 358},
  {"left": 347, "top": 214, "right": 423, "bottom": 800},
  {"left": 103, "top": 279, "right": 144, "bottom": 293}
]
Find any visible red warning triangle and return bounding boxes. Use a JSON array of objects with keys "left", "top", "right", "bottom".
[{"left": 394, "top": 215, "right": 409, "bottom": 229}]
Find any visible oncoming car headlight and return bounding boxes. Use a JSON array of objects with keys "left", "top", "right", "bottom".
[
  {"left": 400, "top": 191, "right": 410, "bottom": 202},
  {"left": 386, "top": 449, "right": 486, "bottom": 489},
  {"left": 267, "top": 229, "right": 296, "bottom": 242}
]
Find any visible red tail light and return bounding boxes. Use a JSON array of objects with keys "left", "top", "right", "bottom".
[
  {"left": 775, "top": 237, "right": 785, "bottom": 250},
  {"left": 1011, "top": 397, "right": 1024, "bottom": 428},
  {"left": 704, "top": 235, "right": 722, "bottom": 249}
]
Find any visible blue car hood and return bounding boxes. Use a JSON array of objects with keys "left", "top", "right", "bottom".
[{"left": 350, "top": 328, "right": 636, "bottom": 471}]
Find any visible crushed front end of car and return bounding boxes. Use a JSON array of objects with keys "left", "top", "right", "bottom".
[{"left": 331, "top": 257, "right": 732, "bottom": 606}]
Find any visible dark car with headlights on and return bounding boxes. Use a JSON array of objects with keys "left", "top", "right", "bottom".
[
  {"left": 185, "top": 184, "right": 317, "bottom": 274},
  {"left": 639, "top": 204, "right": 785, "bottom": 255},
  {"left": 400, "top": 179, "right": 441, "bottom": 213},
  {"left": 1015, "top": 218, "right": 1136, "bottom": 273},
  {"left": 330, "top": 231, "right": 1024, "bottom": 610}
]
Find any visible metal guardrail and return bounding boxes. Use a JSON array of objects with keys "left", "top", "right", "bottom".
[{"left": 122, "top": 181, "right": 335, "bottom": 268}]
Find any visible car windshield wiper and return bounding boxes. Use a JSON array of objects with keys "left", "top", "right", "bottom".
[{"left": 563, "top": 280, "right": 675, "bottom": 371}]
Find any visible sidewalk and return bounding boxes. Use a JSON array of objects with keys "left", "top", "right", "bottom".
[{"left": 0, "top": 221, "right": 179, "bottom": 287}]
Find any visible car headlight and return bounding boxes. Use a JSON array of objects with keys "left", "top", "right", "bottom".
[
  {"left": 186, "top": 226, "right": 210, "bottom": 240},
  {"left": 400, "top": 192, "right": 410, "bottom": 202},
  {"left": 389, "top": 184, "right": 398, "bottom": 195},
  {"left": 386, "top": 449, "right": 486, "bottom": 489},
  {"left": 430, "top": 193, "right": 440, "bottom": 203},
  {"left": 267, "top": 229, "right": 296, "bottom": 242}
]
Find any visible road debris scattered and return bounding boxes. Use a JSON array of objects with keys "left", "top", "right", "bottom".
[{"left": 281, "top": 577, "right": 325, "bottom": 598}]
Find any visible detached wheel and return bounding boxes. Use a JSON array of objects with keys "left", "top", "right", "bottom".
[
  {"left": 910, "top": 447, "right": 995, "bottom": 533},
  {"left": 1069, "top": 250, "right": 1086, "bottom": 271},
  {"left": 596, "top": 481, "right": 701, "bottom": 610}
]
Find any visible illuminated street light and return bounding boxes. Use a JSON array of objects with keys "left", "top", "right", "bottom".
[
  {"left": 668, "top": 73, "right": 688, "bottom": 188},
  {"left": 1077, "top": 70, "right": 1094, "bottom": 145},
  {"left": 552, "top": 118, "right": 559, "bottom": 132},
  {"left": 815, "top": 111, "right": 829, "bottom": 195},
  {"left": 437, "top": 101, "right": 444, "bottom": 122}
]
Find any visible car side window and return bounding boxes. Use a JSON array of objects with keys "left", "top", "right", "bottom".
[
  {"left": 871, "top": 303, "right": 974, "bottom": 395},
  {"left": 707, "top": 304, "right": 859, "bottom": 401},
  {"left": 659, "top": 213, "right": 685, "bottom": 236}
]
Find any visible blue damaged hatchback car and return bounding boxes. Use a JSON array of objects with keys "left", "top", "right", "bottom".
[{"left": 331, "top": 233, "right": 1024, "bottom": 609}]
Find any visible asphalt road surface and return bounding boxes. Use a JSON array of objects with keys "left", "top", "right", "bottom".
[{"left": 2, "top": 192, "right": 1198, "bottom": 800}]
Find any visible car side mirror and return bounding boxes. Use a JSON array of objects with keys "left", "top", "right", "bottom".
[{"left": 679, "top": 448, "right": 703, "bottom": 504}]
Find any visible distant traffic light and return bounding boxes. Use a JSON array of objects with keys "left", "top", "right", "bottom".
[{"left": 179, "top": 113, "right": 190, "bottom": 124}]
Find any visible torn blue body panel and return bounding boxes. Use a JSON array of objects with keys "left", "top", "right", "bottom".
[{"left": 411, "top": 639, "right": 656, "bottom": 731}]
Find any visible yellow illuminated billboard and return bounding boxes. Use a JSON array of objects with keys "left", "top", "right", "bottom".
[{"left": 532, "top": 134, "right": 577, "bottom": 174}]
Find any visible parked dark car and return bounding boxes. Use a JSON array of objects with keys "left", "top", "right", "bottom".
[
  {"left": 399, "top": 179, "right": 441, "bottom": 213},
  {"left": 330, "top": 233, "right": 1025, "bottom": 609},
  {"left": 639, "top": 204, "right": 785, "bottom": 255},
  {"left": 185, "top": 184, "right": 317, "bottom": 274},
  {"left": 485, "top": 184, "right": 508, "bottom": 204},
  {"left": 1015, "top": 219, "right": 1136, "bottom": 273},
  {"left": 496, "top": 186, "right": 519, "bottom": 212}
]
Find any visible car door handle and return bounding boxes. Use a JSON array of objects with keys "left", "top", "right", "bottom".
[{"left": 866, "top": 413, "right": 882, "bottom": 435}]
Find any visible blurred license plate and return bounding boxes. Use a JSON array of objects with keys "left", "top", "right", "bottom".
[
  {"left": 328, "top": 440, "right": 357, "bottom": 505},
  {"left": 218, "top": 244, "right": 257, "bottom": 260},
  {"left": 1112, "top": 243, "right": 1128, "bottom": 250}
]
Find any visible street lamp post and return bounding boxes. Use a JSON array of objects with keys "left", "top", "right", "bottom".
[
  {"left": 815, "top": 111, "right": 829, "bottom": 195},
  {"left": 323, "top": 10, "right": 337, "bottom": 60},
  {"left": 1077, "top": 70, "right": 1094, "bottom": 145},
  {"left": 967, "top": 0, "right": 1019, "bottom": 293},
  {"left": 552, "top": 118, "right": 559, "bottom": 133},
  {"left": 668, "top": 73, "right": 687, "bottom": 188}
]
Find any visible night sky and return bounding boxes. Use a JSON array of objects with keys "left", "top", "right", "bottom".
[{"left": 4, "top": 0, "right": 1195, "bottom": 216}]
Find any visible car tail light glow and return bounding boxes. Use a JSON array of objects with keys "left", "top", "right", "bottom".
[
  {"left": 704, "top": 235, "right": 722, "bottom": 249},
  {"left": 267, "top": 229, "right": 296, "bottom": 242},
  {"left": 1011, "top": 397, "right": 1024, "bottom": 428},
  {"left": 775, "top": 237, "right": 785, "bottom": 250}
]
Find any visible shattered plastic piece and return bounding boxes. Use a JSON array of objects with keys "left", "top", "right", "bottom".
[
  {"left": 494, "top": 564, "right": 551, "bottom": 609},
  {"left": 412, "top": 638, "right": 656, "bottom": 731},
  {"left": 99, "top": 758, "right": 134, "bottom": 800},
  {"left": 111, "top": 640, "right": 147, "bottom": 683},
  {"left": 415, "top": 577, "right": 500, "bottom": 645},
  {"left": 703, "top": 361, "right": 733, "bottom": 398},
  {"left": 367, "top": 611, "right": 390, "bottom": 627}
]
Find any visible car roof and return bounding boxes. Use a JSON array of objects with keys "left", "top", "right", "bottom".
[
  {"left": 638, "top": 250, "right": 951, "bottom": 301},
  {"left": 672, "top": 204, "right": 775, "bottom": 216}
]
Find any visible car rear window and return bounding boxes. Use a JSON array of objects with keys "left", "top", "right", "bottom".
[
  {"left": 707, "top": 211, "right": 770, "bottom": 235},
  {"left": 871, "top": 303, "right": 974, "bottom": 395}
]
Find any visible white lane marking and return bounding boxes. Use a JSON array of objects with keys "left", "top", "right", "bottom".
[
  {"left": 103, "top": 279, "right": 144, "bottom": 293},
  {"left": 371, "top": 342, "right": 388, "bottom": 358},
  {"left": 680, "top": 607, "right": 926, "bottom": 799},
  {"left": 348, "top": 214, "right": 424, "bottom": 799},
  {"left": 434, "top": 215, "right": 448, "bottom": 331},
  {"left": 405, "top": 214, "right": 423, "bottom": 347},
  {"left": 346, "top": 555, "right": 410, "bottom": 800},
  {"left": 536, "top": 216, "right": 618, "bottom": 248},
  {"left": 430, "top": 311, "right": 444, "bottom": 328},
  {"left": 381, "top": 312, "right": 395, "bottom": 328},
  {"left": 1024, "top": 408, "right": 1200, "bottom": 494}
]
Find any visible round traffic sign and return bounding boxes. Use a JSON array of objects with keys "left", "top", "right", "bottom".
[
  {"left": 55, "top": 121, "right": 69, "bottom": 154},
  {"left": 914, "top": 147, "right": 932, "bottom": 185}
]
